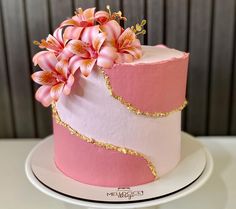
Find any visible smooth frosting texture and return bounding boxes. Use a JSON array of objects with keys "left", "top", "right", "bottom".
[
  {"left": 56, "top": 69, "right": 181, "bottom": 175},
  {"left": 54, "top": 45, "right": 187, "bottom": 187},
  {"left": 104, "top": 45, "right": 189, "bottom": 113},
  {"left": 126, "top": 45, "right": 185, "bottom": 64},
  {"left": 54, "top": 120, "right": 155, "bottom": 187}
]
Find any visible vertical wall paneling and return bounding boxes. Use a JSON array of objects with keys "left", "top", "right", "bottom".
[
  {"left": 1, "top": 0, "right": 236, "bottom": 137},
  {"left": 0, "top": 1, "right": 14, "bottom": 138},
  {"left": 165, "top": 0, "right": 189, "bottom": 130},
  {"left": 26, "top": 0, "right": 52, "bottom": 138},
  {"left": 208, "top": 0, "right": 235, "bottom": 135},
  {"left": 73, "top": 0, "right": 96, "bottom": 10},
  {"left": 186, "top": 0, "right": 212, "bottom": 135},
  {"left": 231, "top": 51, "right": 236, "bottom": 134},
  {"left": 123, "top": 0, "right": 145, "bottom": 44},
  {"left": 231, "top": 47, "right": 236, "bottom": 134},
  {"left": 98, "top": 0, "right": 120, "bottom": 11},
  {"left": 165, "top": 0, "right": 188, "bottom": 51},
  {"left": 49, "top": 0, "right": 73, "bottom": 30},
  {"left": 231, "top": 2, "right": 236, "bottom": 134},
  {"left": 1, "top": 0, "right": 36, "bottom": 137},
  {"left": 147, "top": 0, "right": 164, "bottom": 45}
]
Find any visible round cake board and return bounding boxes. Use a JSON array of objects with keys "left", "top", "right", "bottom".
[{"left": 25, "top": 132, "right": 213, "bottom": 209}]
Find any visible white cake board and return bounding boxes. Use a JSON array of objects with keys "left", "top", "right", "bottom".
[{"left": 25, "top": 132, "right": 213, "bottom": 209}]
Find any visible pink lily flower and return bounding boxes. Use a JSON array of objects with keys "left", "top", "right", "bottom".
[
  {"left": 95, "top": 7, "right": 127, "bottom": 25},
  {"left": 94, "top": 10, "right": 110, "bottom": 24},
  {"left": 60, "top": 7, "right": 96, "bottom": 28},
  {"left": 35, "top": 27, "right": 83, "bottom": 60},
  {"left": 60, "top": 7, "right": 122, "bottom": 28},
  {"left": 66, "top": 25, "right": 117, "bottom": 77},
  {"left": 100, "top": 20, "right": 142, "bottom": 63},
  {"left": 32, "top": 51, "right": 75, "bottom": 107}
]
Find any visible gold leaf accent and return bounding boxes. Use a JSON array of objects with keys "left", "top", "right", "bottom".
[
  {"left": 100, "top": 69, "right": 188, "bottom": 117},
  {"left": 52, "top": 103, "right": 158, "bottom": 179}
]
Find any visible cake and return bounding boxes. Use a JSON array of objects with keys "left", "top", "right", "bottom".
[{"left": 31, "top": 7, "right": 189, "bottom": 187}]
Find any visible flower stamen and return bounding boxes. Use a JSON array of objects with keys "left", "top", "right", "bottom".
[
  {"left": 131, "top": 19, "right": 147, "bottom": 36},
  {"left": 75, "top": 7, "right": 83, "bottom": 16}
]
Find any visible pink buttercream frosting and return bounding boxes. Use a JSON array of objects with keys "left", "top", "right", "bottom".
[
  {"left": 53, "top": 120, "right": 155, "bottom": 187},
  {"left": 104, "top": 45, "right": 189, "bottom": 113}
]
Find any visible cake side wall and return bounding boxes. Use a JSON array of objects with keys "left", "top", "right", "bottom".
[
  {"left": 53, "top": 46, "right": 187, "bottom": 186},
  {"left": 55, "top": 74, "right": 181, "bottom": 182},
  {"left": 53, "top": 119, "right": 155, "bottom": 187},
  {"left": 103, "top": 53, "right": 189, "bottom": 113}
]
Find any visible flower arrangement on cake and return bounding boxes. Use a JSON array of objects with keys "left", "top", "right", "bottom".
[{"left": 31, "top": 6, "right": 146, "bottom": 107}]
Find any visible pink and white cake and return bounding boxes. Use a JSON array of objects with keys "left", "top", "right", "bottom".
[{"left": 31, "top": 7, "right": 189, "bottom": 187}]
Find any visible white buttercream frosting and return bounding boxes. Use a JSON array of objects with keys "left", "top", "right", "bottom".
[{"left": 126, "top": 45, "right": 184, "bottom": 64}]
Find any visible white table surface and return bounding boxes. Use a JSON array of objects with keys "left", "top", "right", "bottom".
[{"left": 0, "top": 136, "right": 235, "bottom": 209}]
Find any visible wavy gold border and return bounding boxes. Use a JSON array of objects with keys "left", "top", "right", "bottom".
[
  {"left": 52, "top": 103, "right": 158, "bottom": 179},
  {"left": 100, "top": 69, "right": 187, "bottom": 118}
]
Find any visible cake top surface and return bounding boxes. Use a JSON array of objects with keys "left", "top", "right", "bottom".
[{"left": 131, "top": 45, "right": 185, "bottom": 65}]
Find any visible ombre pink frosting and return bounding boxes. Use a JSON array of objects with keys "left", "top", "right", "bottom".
[{"left": 53, "top": 120, "right": 155, "bottom": 187}]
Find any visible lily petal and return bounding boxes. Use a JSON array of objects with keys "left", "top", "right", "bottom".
[
  {"left": 95, "top": 10, "right": 110, "bottom": 24},
  {"left": 33, "top": 51, "right": 48, "bottom": 66},
  {"left": 78, "top": 58, "right": 96, "bottom": 77},
  {"left": 63, "top": 26, "right": 83, "bottom": 43},
  {"left": 57, "top": 48, "right": 73, "bottom": 60},
  {"left": 118, "top": 28, "right": 136, "bottom": 49},
  {"left": 68, "top": 55, "right": 82, "bottom": 74},
  {"left": 32, "top": 51, "right": 57, "bottom": 71},
  {"left": 41, "top": 34, "right": 62, "bottom": 53},
  {"left": 35, "top": 85, "right": 53, "bottom": 107},
  {"left": 52, "top": 28, "right": 64, "bottom": 46},
  {"left": 72, "top": 15, "right": 86, "bottom": 27},
  {"left": 55, "top": 59, "right": 69, "bottom": 78},
  {"left": 132, "top": 38, "right": 142, "bottom": 48},
  {"left": 50, "top": 83, "right": 64, "bottom": 101},
  {"left": 121, "top": 45, "right": 142, "bottom": 59},
  {"left": 100, "top": 20, "right": 121, "bottom": 42},
  {"left": 67, "top": 40, "right": 90, "bottom": 58},
  {"left": 60, "top": 18, "right": 78, "bottom": 27},
  {"left": 97, "top": 46, "right": 117, "bottom": 69},
  {"left": 116, "top": 52, "right": 134, "bottom": 63},
  {"left": 81, "top": 25, "right": 100, "bottom": 44},
  {"left": 92, "top": 32, "right": 106, "bottom": 52},
  {"left": 63, "top": 74, "right": 75, "bottom": 95},
  {"left": 120, "top": 37, "right": 142, "bottom": 59},
  {"left": 83, "top": 7, "right": 96, "bottom": 25},
  {"left": 31, "top": 71, "right": 57, "bottom": 85}
]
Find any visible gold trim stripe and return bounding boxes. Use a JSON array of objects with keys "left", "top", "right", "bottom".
[
  {"left": 100, "top": 69, "right": 187, "bottom": 118},
  {"left": 52, "top": 103, "right": 158, "bottom": 179}
]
